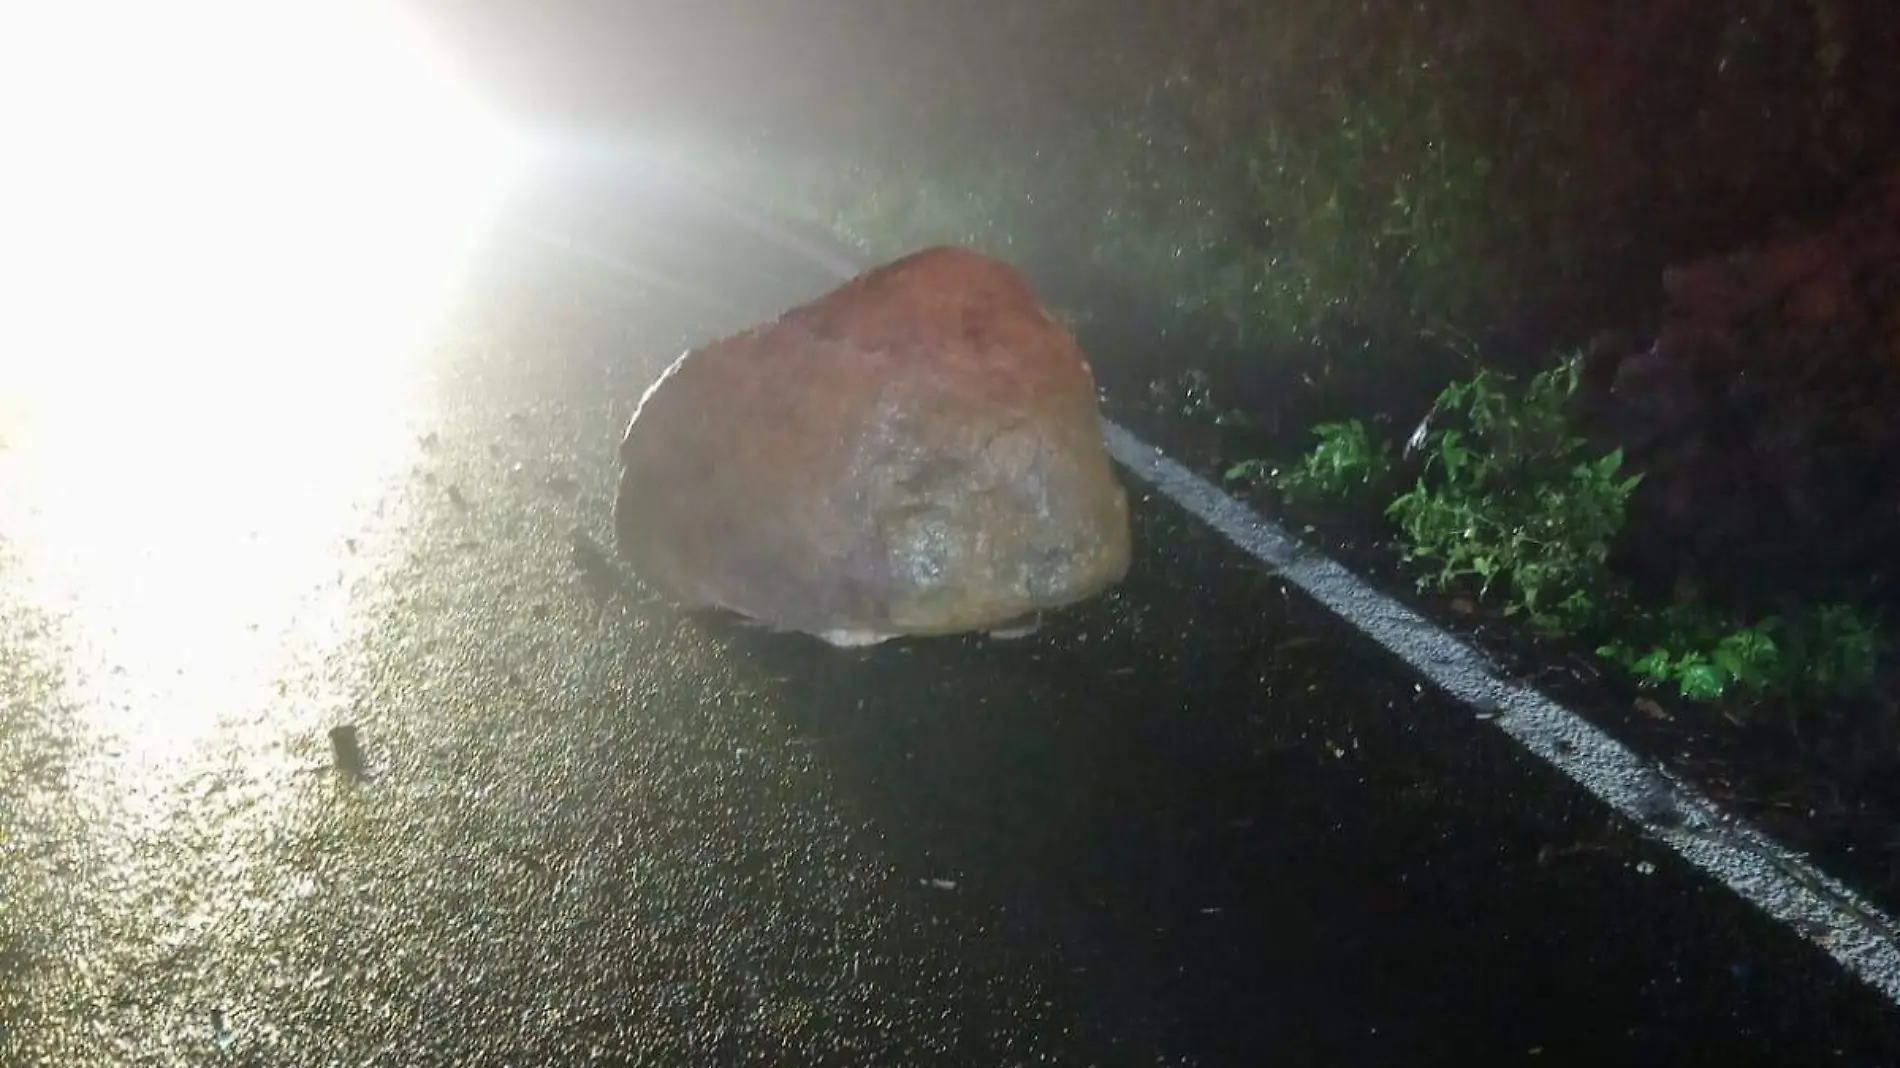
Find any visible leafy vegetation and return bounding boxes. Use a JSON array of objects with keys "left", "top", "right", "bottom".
[
  {"left": 1382, "top": 361, "right": 1639, "bottom": 635},
  {"left": 1227, "top": 420, "right": 1390, "bottom": 506},
  {"left": 1599, "top": 603, "right": 1881, "bottom": 706},
  {"left": 1261, "top": 360, "right": 1883, "bottom": 708}
]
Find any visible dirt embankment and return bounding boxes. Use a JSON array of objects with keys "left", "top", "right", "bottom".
[{"left": 1579, "top": 160, "right": 1900, "bottom": 620}]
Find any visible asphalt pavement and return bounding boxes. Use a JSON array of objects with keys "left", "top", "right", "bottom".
[{"left": 3, "top": 164, "right": 1900, "bottom": 1066}]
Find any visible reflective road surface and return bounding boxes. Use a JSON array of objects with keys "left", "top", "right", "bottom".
[{"left": 4, "top": 171, "right": 1900, "bottom": 1066}]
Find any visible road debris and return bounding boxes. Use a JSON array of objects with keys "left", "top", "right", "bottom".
[{"left": 329, "top": 724, "right": 366, "bottom": 777}]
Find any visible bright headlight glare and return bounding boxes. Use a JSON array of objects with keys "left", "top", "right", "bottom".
[{"left": 0, "top": 0, "right": 529, "bottom": 431}]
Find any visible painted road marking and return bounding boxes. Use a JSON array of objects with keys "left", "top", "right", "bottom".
[
  {"left": 500, "top": 198, "right": 1900, "bottom": 1007},
  {"left": 1098, "top": 421, "right": 1900, "bottom": 1004}
]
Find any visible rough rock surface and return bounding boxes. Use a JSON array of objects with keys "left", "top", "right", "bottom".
[
  {"left": 1578, "top": 158, "right": 1900, "bottom": 613},
  {"left": 614, "top": 246, "right": 1132, "bottom": 645}
]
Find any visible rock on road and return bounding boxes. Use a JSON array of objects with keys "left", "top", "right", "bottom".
[{"left": 2, "top": 168, "right": 1899, "bottom": 1067}]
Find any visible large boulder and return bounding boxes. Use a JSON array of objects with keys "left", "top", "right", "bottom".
[{"left": 613, "top": 246, "right": 1132, "bottom": 645}]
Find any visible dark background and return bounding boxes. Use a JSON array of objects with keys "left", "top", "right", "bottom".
[{"left": 427, "top": 0, "right": 1900, "bottom": 253}]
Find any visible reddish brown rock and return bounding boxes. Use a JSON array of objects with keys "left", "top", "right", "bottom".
[{"left": 613, "top": 246, "right": 1132, "bottom": 645}]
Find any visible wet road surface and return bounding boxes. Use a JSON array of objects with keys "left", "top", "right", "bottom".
[{"left": 4, "top": 169, "right": 1900, "bottom": 1066}]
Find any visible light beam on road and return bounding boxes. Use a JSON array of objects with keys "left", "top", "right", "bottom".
[{"left": 0, "top": 0, "right": 527, "bottom": 761}]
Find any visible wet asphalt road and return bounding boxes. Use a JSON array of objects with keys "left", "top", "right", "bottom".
[{"left": 5, "top": 166, "right": 1900, "bottom": 1066}]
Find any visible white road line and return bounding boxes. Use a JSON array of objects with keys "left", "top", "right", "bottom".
[
  {"left": 508, "top": 190, "right": 1900, "bottom": 1006},
  {"left": 1100, "top": 421, "right": 1900, "bottom": 1004}
]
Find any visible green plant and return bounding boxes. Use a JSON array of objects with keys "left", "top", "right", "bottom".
[
  {"left": 1239, "top": 419, "right": 1391, "bottom": 503},
  {"left": 1254, "top": 353, "right": 1887, "bottom": 708},
  {"left": 1600, "top": 602, "right": 1882, "bottom": 704},
  {"left": 1384, "top": 359, "right": 1641, "bottom": 633},
  {"left": 1601, "top": 612, "right": 1781, "bottom": 702}
]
